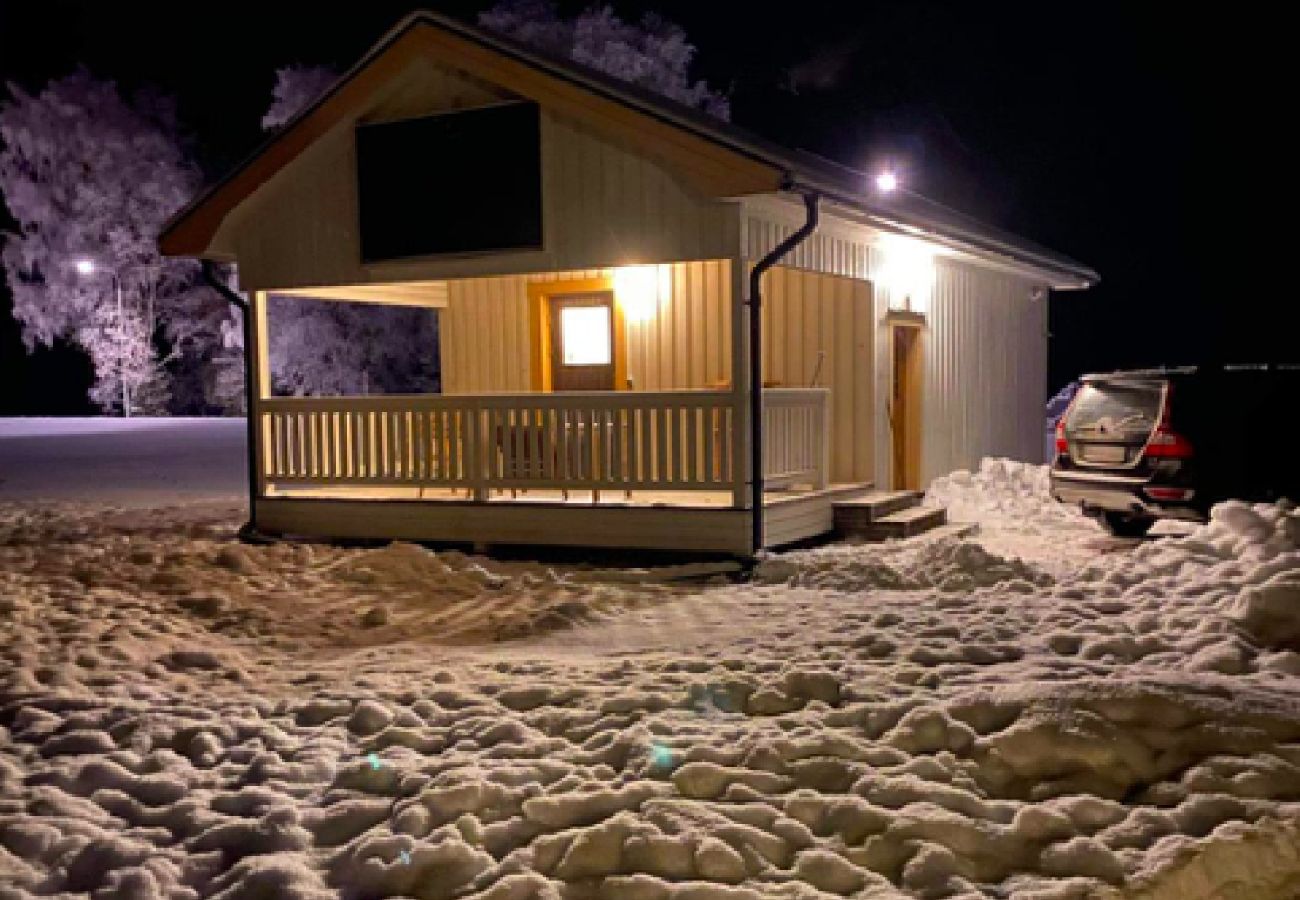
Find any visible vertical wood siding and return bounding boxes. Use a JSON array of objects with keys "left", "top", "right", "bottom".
[
  {"left": 214, "top": 58, "right": 737, "bottom": 291},
  {"left": 440, "top": 261, "right": 733, "bottom": 395},
  {"left": 761, "top": 267, "right": 874, "bottom": 484},
  {"left": 917, "top": 260, "right": 1047, "bottom": 481},
  {"left": 745, "top": 214, "right": 873, "bottom": 280},
  {"left": 543, "top": 117, "right": 738, "bottom": 270}
]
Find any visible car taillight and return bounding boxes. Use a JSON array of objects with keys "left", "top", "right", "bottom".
[
  {"left": 1142, "top": 383, "right": 1193, "bottom": 459},
  {"left": 1144, "top": 485, "right": 1195, "bottom": 502},
  {"left": 1143, "top": 427, "right": 1194, "bottom": 458},
  {"left": 1054, "top": 389, "right": 1081, "bottom": 456}
]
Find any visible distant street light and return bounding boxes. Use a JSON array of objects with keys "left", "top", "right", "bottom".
[
  {"left": 875, "top": 170, "right": 899, "bottom": 193},
  {"left": 75, "top": 258, "right": 96, "bottom": 276}
]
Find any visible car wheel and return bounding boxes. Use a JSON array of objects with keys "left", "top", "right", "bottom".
[{"left": 1099, "top": 511, "right": 1155, "bottom": 538}]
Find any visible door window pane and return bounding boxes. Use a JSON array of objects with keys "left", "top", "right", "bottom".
[{"left": 560, "top": 306, "right": 611, "bottom": 365}]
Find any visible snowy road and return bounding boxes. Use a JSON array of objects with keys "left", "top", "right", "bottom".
[
  {"left": 1, "top": 420, "right": 1299, "bottom": 899},
  {"left": 0, "top": 417, "right": 246, "bottom": 503}
]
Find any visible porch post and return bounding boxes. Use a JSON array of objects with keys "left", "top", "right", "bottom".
[
  {"left": 248, "top": 291, "right": 272, "bottom": 503},
  {"left": 729, "top": 257, "right": 751, "bottom": 514}
]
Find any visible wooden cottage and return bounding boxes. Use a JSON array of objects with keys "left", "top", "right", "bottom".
[{"left": 160, "top": 11, "right": 1096, "bottom": 556}]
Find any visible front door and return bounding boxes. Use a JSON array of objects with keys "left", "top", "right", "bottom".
[
  {"left": 889, "top": 322, "right": 923, "bottom": 490},
  {"left": 549, "top": 292, "right": 616, "bottom": 391}
]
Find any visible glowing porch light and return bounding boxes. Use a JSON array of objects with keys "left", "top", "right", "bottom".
[
  {"left": 613, "top": 264, "right": 664, "bottom": 323},
  {"left": 75, "top": 258, "right": 97, "bottom": 276},
  {"left": 875, "top": 170, "right": 899, "bottom": 193},
  {"left": 877, "top": 235, "right": 935, "bottom": 314}
]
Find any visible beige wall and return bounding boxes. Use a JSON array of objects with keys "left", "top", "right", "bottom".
[
  {"left": 761, "top": 267, "right": 874, "bottom": 484},
  {"left": 440, "top": 260, "right": 734, "bottom": 396},
  {"left": 917, "top": 259, "right": 1047, "bottom": 481},
  {"left": 211, "top": 57, "right": 739, "bottom": 291}
]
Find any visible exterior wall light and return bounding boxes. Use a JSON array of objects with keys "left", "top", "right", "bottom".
[
  {"left": 877, "top": 235, "right": 936, "bottom": 315},
  {"left": 614, "top": 264, "right": 666, "bottom": 324}
]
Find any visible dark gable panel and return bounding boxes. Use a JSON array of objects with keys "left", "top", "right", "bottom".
[{"left": 356, "top": 102, "right": 543, "bottom": 262}]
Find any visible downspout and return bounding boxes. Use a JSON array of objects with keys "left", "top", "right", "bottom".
[
  {"left": 748, "top": 186, "right": 820, "bottom": 556},
  {"left": 201, "top": 261, "right": 261, "bottom": 542}
]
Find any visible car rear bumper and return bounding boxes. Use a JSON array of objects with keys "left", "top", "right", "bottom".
[{"left": 1049, "top": 468, "right": 1203, "bottom": 521}]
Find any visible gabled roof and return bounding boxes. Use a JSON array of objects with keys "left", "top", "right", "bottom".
[{"left": 160, "top": 10, "right": 1097, "bottom": 289}]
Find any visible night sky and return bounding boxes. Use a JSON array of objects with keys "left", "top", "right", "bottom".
[{"left": 0, "top": 1, "right": 1261, "bottom": 414}]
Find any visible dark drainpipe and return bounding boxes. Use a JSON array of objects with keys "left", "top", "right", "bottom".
[
  {"left": 201, "top": 260, "right": 261, "bottom": 541},
  {"left": 749, "top": 187, "right": 820, "bottom": 556}
]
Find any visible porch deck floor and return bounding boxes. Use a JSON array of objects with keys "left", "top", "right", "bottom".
[{"left": 265, "top": 482, "right": 871, "bottom": 509}]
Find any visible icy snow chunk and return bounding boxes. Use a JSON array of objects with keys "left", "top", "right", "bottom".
[
  {"left": 1039, "top": 835, "right": 1126, "bottom": 883},
  {"left": 551, "top": 814, "right": 650, "bottom": 880},
  {"left": 304, "top": 797, "right": 391, "bottom": 846},
  {"left": 781, "top": 668, "right": 841, "bottom": 706},
  {"left": 885, "top": 706, "right": 976, "bottom": 755},
  {"left": 693, "top": 836, "right": 746, "bottom": 883},
  {"left": 1228, "top": 570, "right": 1300, "bottom": 649},
  {"left": 294, "top": 697, "right": 353, "bottom": 726},
  {"left": 622, "top": 833, "right": 696, "bottom": 879},
  {"left": 347, "top": 699, "right": 394, "bottom": 735},
  {"left": 39, "top": 729, "right": 116, "bottom": 757},
  {"left": 792, "top": 847, "right": 868, "bottom": 893},
  {"left": 207, "top": 853, "right": 333, "bottom": 899},
  {"left": 522, "top": 783, "right": 664, "bottom": 829},
  {"left": 190, "top": 808, "right": 312, "bottom": 862},
  {"left": 1212, "top": 501, "right": 1272, "bottom": 544},
  {"left": 671, "top": 762, "right": 790, "bottom": 800}
]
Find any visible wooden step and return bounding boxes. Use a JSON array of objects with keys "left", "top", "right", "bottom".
[
  {"left": 831, "top": 490, "right": 923, "bottom": 529},
  {"left": 845, "top": 504, "right": 948, "bottom": 541}
]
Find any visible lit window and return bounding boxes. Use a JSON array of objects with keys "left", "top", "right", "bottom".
[{"left": 560, "top": 306, "right": 611, "bottom": 366}]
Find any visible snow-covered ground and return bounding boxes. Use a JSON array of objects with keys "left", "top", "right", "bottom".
[{"left": 1, "top": 420, "right": 1299, "bottom": 899}]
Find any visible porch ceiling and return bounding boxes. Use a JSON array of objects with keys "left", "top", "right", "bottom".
[{"left": 276, "top": 281, "right": 448, "bottom": 308}]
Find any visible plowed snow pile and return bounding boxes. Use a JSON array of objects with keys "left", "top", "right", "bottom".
[{"left": 2, "top": 457, "right": 1299, "bottom": 899}]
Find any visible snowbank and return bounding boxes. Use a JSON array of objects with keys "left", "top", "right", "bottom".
[{"left": 927, "top": 457, "right": 1088, "bottom": 535}]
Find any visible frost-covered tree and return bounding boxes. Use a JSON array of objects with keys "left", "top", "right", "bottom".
[
  {"left": 261, "top": 65, "right": 337, "bottom": 130},
  {"left": 80, "top": 302, "right": 170, "bottom": 414},
  {"left": 268, "top": 295, "right": 438, "bottom": 397},
  {"left": 480, "top": 1, "right": 730, "bottom": 119},
  {"left": 0, "top": 71, "right": 238, "bottom": 415}
]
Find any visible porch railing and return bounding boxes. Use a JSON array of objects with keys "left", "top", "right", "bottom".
[
  {"left": 258, "top": 388, "right": 828, "bottom": 499},
  {"left": 762, "top": 388, "right": 830, "bottom": 490}
]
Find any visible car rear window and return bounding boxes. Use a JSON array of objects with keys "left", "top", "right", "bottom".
[{"left": 1066, "top": 380, "right": 1164, "bottom": 441}]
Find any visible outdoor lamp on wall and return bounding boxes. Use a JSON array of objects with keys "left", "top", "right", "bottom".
[
  {"left": 613, "top": 264, "right": 665, "bottom": 324},
  {"left": 877, "top": 235, "right": 935, "bottom": 315}
]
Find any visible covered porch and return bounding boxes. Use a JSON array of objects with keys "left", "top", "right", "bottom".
[{"left": 246, "top": 261, "right": 870, "bottom": 555}]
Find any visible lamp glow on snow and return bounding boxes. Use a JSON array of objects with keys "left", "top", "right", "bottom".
[
  {"left": 875, "top": 170, "right": 899, "bottom": 193},
  {"left": 613, "top": 264, "right": 665, "bottom": 324},
  {"left": 877, "top": 235, "right": 935, "bottom": 314}
]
